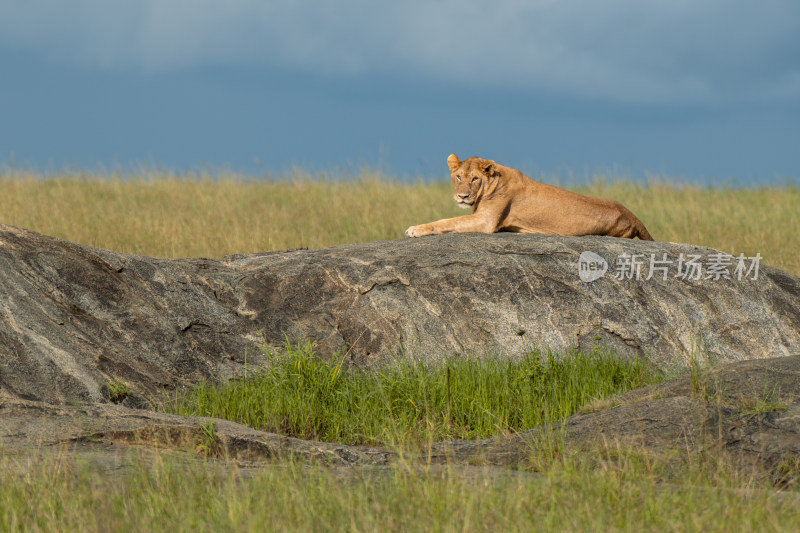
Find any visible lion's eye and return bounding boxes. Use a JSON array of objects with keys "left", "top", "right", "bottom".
[{"left": 471, "top": 177, "right": 479, "bottom": 183}]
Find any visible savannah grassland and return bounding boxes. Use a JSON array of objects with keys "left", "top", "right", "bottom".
[
  {"left": 2, "top": 170, "right": 800, "bottom": 531},
  {"left": 1, "top": 169, "right": 798, "bottom": 275}
]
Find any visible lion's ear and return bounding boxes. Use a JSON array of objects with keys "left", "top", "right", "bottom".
[
  {"left": 479, "top": 159, "right": 497, "bottom": 177},
  {"left": 447, "top": 154, "right": 461, "bottom": 172}
]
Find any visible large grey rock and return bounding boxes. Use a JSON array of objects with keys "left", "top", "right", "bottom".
[
  {"left": 0, "top": 397, "right": 394, "bottom": 466},
  {"left": 1, "top": 223, "right": 799, "bottom": 405}
]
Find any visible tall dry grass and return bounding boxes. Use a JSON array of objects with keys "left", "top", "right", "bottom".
[
  {"left": 2, "top": 445, "right": 798, "bottom": 532},
  {"left": 0, "top": 170, "right": 458, "bottom": 257},
  {"left": 1, "top": 170, "right": 798, "bottom": 275}
]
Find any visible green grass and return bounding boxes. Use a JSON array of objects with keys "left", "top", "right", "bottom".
[
  {"left": 163, "top": 341, "right": 666, "bottom": 447},
  {"left": 105, "top": 378, "right": 133, "bottom": 403}
]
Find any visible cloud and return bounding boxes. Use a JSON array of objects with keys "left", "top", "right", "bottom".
[{"left": 2, "top": 0, "right": 798, "bottom": 104}]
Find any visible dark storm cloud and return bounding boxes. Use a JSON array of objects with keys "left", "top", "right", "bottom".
[{"left": 1, "top": 0, "right": 798, "bottom": 104}]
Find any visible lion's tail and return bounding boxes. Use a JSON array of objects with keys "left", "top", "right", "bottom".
[{"left": 635, "top": 220, "right": 654, "bottom": 241}]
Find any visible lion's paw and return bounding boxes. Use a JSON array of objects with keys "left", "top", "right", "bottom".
[{"left": 405, "top": 225, "right": 428, "bottom": 238}]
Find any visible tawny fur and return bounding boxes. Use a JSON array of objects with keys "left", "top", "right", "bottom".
[{"left": 405, "top": 154, "right": 653, "bottom": 240}]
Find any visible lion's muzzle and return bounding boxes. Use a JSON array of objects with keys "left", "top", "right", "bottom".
[{"left": 455, "top": 193, "right": 473, "bottom": 208}]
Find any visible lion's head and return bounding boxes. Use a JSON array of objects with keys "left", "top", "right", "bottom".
[{"left": 447, "top": 154, "right": 497, "bottom": 209}]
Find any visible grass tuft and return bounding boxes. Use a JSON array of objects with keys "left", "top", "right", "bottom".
[
  {"left": 163, "top": 341, "right": 665, "bottom": 447},
  {"left": 106, "top": 378, "right": 133, "bottom": 404}
]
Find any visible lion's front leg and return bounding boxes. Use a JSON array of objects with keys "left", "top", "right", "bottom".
[{"left": 405, "top": 214, "right": 498, "bottom": 237}]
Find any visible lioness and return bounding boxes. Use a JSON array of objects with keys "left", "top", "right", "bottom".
[{"left": 405, "top": 154, "right": 653, "bottom": 240}]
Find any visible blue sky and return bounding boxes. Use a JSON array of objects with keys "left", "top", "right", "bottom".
[{"left": 1, "top": 1, "right": 798, "bottom": 183}]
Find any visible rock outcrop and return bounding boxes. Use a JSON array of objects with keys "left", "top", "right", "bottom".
[
  {"left": 429, "top": 354, "right": 800, "bottom": 487},
  {"left": 2, "top": 223, "right": 800, "bottom": 483},
  {"left": 1, "top": 223, "right": 799, "bottom": 405}
]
